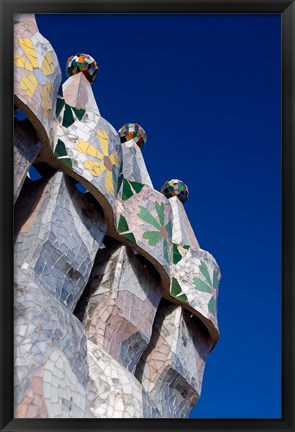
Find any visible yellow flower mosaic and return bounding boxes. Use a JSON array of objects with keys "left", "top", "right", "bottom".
[
  {"left": 75, "top": 130, "right": 119, "bottom": 196},
  {"left": 14, "top": 37, "right": 55, "bottom": 117}
]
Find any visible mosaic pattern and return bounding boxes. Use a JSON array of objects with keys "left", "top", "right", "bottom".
[
  {"left": 121, "top": 138, "right": 153, "bottom": 187},
  {"left": 43, "top": 349, "right": 94, "bottom": 417},
  {"left": 14, "top": 13, "right": 221, "bottom": 419},
  {"left": 75, "top": 129, "right": 119, "bottom": 196},
  {"left": 87, "top": 340, "right": 160, "bottom": 418},
  {"left": 170, "top": 196, "right": 199, "bottom": 248},
  {"left": 171, "top": 247, "right": 220, "bottom": 333},
  {"left": 55, "top": 85, "right": 86, "bottom": 129},
  {"left": 14, "top": 171, "right": 107, "bottom": 311},
  {"left": 14, "top": 272, "right": 93, "bottom": 418},
  {"left": 161, "top": 179, "right": 189, "bottom": 203},
  {"left": 136, "top": 301, "right": 212, "bottom": 418},
  {"left": 14, "top": 120, "right": 42, "bottom": 203},
  {"left": 115, "top": 185, "right": 173, "bottom": 274},
  {"left": 54, "top": 73, "right": 121, "bottom": 208},
  {"left": 14, "top": 14, "right": 61, "bottom": 135},
  {"left": 119, "top": 123, "right": 147, "bottom": 149},
  {"left": 76, "top": 244, "right": 162, "bottom": 373},
  {"left": 66, "top": 54, "right": 99, "bottom": 84},
  {"left": 59, "top": 73, "right": 100, "bottom": 115}
]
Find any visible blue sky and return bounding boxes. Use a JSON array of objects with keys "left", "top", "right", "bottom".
[{"left": 35, "top": 14, "right": 281, "bottom": 418}]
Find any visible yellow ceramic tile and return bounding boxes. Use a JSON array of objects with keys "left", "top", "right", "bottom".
[
  {"left": 84, "top": 160, "right": 105, "bottom": 177},
  {"left": 110, "top": 151, "right": 119, "bottom": 167},
  {"left": 20, "top": 74, "right": 38, "bottom": 97},
  {"left": 42, "top": 52, "right": 55, "bottom": 76},
  {"left": 42, "top": 85, "right": 51, "bottom": 117},
  {"left": 105, "top": 170, "right": 114, "bottom": 195},
  {"left": 14, "top": 54, "right": 33, "bottom": 72},
  {"left": 76, "top": 141, "right": 102, "bottom": 159},
  {"left": 18, "top": 37, "right": 39, "bottom": 68},
  {"left": 97, "top": 130, "right": 109, "bottom": 155}
]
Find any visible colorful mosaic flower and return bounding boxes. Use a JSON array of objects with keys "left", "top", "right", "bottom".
[
  {"left": 75, "top": 130, "right": 119, "bottom": 196},
  {"left": 118, "top": 123, "right": 147, "bottom": 149},
  {"left": 137, "top": 202, "right": 172, "bottom": 263},
  {"left": 14, "top": 37, "right": 56, "bottom": 117},
  {"left": 161, "top": 179, "right": 189, "bottom": 203},
  {"left": 66, "top": 53, "right": 99, "bottom": 84},
  {"left": 193, "top": 261, "right": 220, "bottom": 316}
]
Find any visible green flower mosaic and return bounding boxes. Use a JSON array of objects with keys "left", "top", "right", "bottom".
[
  {"left": 193, "top": 261, "right": 219, "bottom": 316},
  {"left": 137, "top": 202, "right": 172, "bottom": 264}
]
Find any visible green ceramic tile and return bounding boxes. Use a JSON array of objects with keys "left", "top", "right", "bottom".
[
  {"left": 54, "top": 139, "right": 67, "bottom": 157},
  {"left": 122, "top": 179, "right": 134, "bottom": 201},
  {"left": 143, "top": 231, "right": 162, "bottom": 246},
  {"left": 171, "top": 277, "right": 188, "bottom": 303},
  {"left": 55, "top": 98, "right": 65, "bottom": 118},
  {"left": 193, "top": 277, "right": 211, "bottom": 293},
  {"left": 208, "top": 296, "right": 216, "bottom": 315},
  {"left": 130, "top": 180, "right": 144, "bottom": 194},
  {"left": 172, "top": 243, "right": 182, "bottom": 265},
  {"left": 117, "top": 214, "right": 129, "bottom": 234},
  {"left": 59, "top": 157, "right": 73, "bottom": 169},
  {"left": 121, "top": 233, "right": 136, "bottom": 243},
  {"left": 62, "top": 104, "right": 75, "bottom": 128},
  {"left": 72, "top": 107, "right": 86, "bottom": 121}
]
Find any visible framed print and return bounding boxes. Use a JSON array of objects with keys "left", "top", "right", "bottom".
[{"left": 1, "top": 1, "right": 294, "bottom": 431}]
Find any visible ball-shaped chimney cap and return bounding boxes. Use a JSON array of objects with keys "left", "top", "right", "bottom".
[
  {"left": 161, "top": 179, "right": 189, "bottom": 203},
  {"left": 118, "top": 123, "right": 147, "bottom": 149},
  {"left": 66, "top": 53, "right": 99, "bottom": 84}
]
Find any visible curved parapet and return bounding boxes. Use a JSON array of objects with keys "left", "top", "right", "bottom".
[
  {"left": 171, "top": 246, "right": 220, "bottom": 337},
  {"left": 116, "top": 184, "right": 173, "bottom": 275},
  {"left": 13, "top": 14, "right": 220, "bottom": 347},
  {"left": 54, "top": 74, "right": 122, "bottom": 209},
  {"left": 14, "top": 14, "right": 61, "bottom": 140},
  {"left": 168, "top": 195, "right": 220, "bottom": 340}
]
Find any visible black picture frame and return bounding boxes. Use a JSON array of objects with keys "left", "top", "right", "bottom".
[{"left": 1, "top": 1, "right": 294, "bottom": 431}]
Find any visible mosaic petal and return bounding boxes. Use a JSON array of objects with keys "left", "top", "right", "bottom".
[
  {"left": 14, "top": 54, "right": 33, "bottom": 72},
  {"left": 42, "top": 52, "right": 55, "bottom": 76},
  {"left": 19, "top": 37, "right": 39, "bottom": 68},
  {"left": 193, "top": 276, "right": 212, "bottom": 293},
  {"left": 20, "top": 74, "right": 38, "bottom": 97},
  {"left": 143, "top": 231, "right": 162, "bottom": 246},
  {"left": 155, "top": 202, "right": 165, "bottom": 227},
  {"left": 76, "top": 140, "right": 103, "bottom": 160},
  {"left": 105, "top": 169, "right": 114, "bottom": 196},
  {"left": 84, "top": 161, "right": 106, "bottom": 177},
  {"left": 138, "top": 206, "right": 161, "bottom": 230},
  {"left": 199, "top": 261, "right": 212, "bottom": 286},
  {"left": 208, "top": 296, "right": 217, "bottom": 315},
  {"left": 97, "top": 130, "right": 109, "bottom": 155}
]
